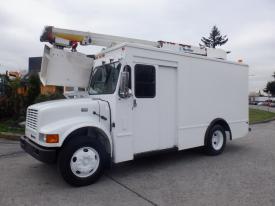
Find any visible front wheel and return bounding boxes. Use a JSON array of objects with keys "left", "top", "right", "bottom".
[
  {"left": 58, "top": 136, "right": 107, "bottom": 186},
  {"left": 204, "top": 124, "right": 226, "bottom": 155}
]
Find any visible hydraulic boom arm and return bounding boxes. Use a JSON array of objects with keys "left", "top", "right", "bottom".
[{"left": 40, "top": 26, "right": 158, "bottom": 48}]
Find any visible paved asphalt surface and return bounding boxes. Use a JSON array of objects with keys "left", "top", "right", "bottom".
[{"left": 0, "top": 122, "right": 275, "bottom": 206}]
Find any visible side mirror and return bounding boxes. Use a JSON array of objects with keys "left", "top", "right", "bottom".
[{"left": 119, "top": 71, "right": 131, "bottom": 98}]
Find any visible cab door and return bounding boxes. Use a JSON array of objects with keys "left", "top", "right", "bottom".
[
  {"left": 132, "top": 64, "right": 158, "bottom": 154},
  {"left": 114, "top": 65, "right": 134, "bottom": 163}
]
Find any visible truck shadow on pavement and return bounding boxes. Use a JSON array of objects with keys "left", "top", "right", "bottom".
[
  {"left": 107, "top": 143, "right": 244, "bottom": 176},
  {"left": 23, "top": 143, "right": 246, "bottom": 188}
]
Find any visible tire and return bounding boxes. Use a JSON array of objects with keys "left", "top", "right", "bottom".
[
  {"left": 204, "top": 124, "right": 226, "bottom": 155},
  {"left": 58, "top": 136, "right": 108, "bottom": 186}
]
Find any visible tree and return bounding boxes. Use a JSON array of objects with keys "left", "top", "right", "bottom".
[
  {"left": 1, "top": 77, "right": 25, "bottom": 119},
  {"left": 201, "top": 26, "right": 228, "bottom": 48},
  {"left": 264, "top": 72, "right": 275, "bottom": 96},
  {"left": 0, "top": 74, "right": 41, "bottom": 120},
  {"left": 26, "top": 74, "right": 40, "bottom": 105},
  {"left": 265, "top": 81, "right": 275, "bottom": 96}
]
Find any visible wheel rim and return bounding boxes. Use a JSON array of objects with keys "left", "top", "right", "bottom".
[
  {"left": 70, "top": 147, "right": 100, "bottom": 178},
  {"left": 211, "top": 130, "right": 224, "bottom": 150}
]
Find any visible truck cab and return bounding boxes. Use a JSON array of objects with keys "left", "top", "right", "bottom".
[{"left": 21, "top": 43, "right": 147, "bottom": 186}]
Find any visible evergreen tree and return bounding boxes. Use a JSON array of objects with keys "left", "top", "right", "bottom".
[{"left": 201, "top": 26, "right": 228, "bottom": 48}]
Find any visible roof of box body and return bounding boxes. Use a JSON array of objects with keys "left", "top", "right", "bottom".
[{"left": 100, "top": 42, "right": 248, "bottom": 67}]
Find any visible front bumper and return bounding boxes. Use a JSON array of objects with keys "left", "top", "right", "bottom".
[{"left": 20, "top": 136, "right": 57, "bottom": 164}]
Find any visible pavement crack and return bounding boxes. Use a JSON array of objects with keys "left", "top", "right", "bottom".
[
  {"left": 105, "top": 174, "right": 158, "bottom": 206},
  {"left": 0, "top": 151, "right": 25, "bottom": 159},
  {"left": 0, "top": 141, "right": 19, "bottom": 145}
]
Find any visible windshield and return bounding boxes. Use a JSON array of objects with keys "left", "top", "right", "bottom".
[{"left": 89, "top": 62, "right": 121, "bottom": 95}]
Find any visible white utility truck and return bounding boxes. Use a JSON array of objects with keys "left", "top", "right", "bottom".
[{"left": 21, "top": 26, "right": 249, "bottom": 186}]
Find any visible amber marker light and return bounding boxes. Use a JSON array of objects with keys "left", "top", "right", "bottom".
[{"left": 46, "top": 134, "right": 59, "bottom": 143}]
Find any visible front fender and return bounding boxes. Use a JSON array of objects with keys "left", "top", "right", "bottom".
[{"left": 39, "top": 117, "right": 112, "bottom": 152}]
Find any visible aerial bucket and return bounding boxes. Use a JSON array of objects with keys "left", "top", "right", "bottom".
[{"left": 40, "top": 45, "right": 93, "bottom": 88}]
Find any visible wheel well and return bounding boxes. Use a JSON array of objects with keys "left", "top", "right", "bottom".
[
  {"left": 62, "top": 127, "right": 111, "bottom": 156},
  {"left": 205, "top": 118, "right": 232, "bottom": 142}
]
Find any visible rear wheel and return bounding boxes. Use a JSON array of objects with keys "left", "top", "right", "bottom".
[
  {"left": 204, "top": 124, "right": 226, "bottom": 155},
  {"left": 58, "top": 136, "right": 107, "bottom": 186}
]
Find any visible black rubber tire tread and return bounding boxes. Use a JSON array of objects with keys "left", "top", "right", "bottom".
[
  {"left": 58, "top": 136, "right": 108, "bottom": 186},
  {"left": 204, "top": 124, "right": 226, "bottom": 156}
]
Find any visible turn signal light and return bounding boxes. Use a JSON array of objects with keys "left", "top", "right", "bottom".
[{"left": 46, "top": 134, "right": 59, "bottom": 143}]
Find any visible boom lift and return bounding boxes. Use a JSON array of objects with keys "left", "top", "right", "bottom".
[
  {"left": 39, "top": 26, "right": 227, "bottom": 88},
  {"left": 40, "top": 26, "right": 226, "bottom": 58}
]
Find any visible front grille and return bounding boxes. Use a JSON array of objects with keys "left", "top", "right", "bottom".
[{"left": 26, "top": 108, "right": 38, "bottom": 130}]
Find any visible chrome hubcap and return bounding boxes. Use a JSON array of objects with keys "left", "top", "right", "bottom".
[
  {"left": 70, "top": 147, "right": 100, "bottom": 178},
  {"left": 212, "top": 130, "right": 224, "bottom": 150}
]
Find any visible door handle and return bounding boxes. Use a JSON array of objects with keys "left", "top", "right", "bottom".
[{"left": 132, "top": 99, "right": 137, "bottom": 110}]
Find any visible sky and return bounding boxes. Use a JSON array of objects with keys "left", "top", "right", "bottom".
[{"left": 0, "top": 0, "right": 275, "bottom": 92}]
